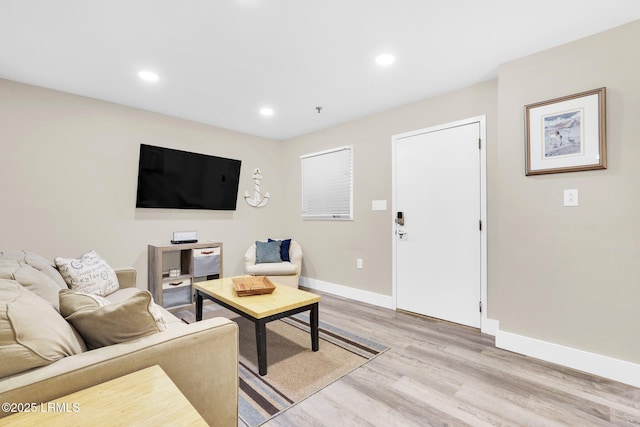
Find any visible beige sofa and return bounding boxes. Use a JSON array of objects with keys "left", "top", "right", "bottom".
[
  {"left": 244, "top": 240, "right": 302, "bottom": 288},
  {"left": 0, "top": 250, "right": 238, "bottom": 426}
]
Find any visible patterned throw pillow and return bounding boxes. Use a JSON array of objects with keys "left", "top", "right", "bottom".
[
  {"left": 59, "top": 289, "right": 167, "bottom": 350},
  {"left": 54, "top": 250, "right": 119, "bottom": 297}
]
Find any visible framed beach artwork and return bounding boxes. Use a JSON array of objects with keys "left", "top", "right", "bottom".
[{"left": 524, "top": 87, "right": 606, "bottom": 175}]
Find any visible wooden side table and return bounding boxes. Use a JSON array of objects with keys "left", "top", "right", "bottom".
[{"left": 2, "top": 365, "right": 207, "bottom": 426}]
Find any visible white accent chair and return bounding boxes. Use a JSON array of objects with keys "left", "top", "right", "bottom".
[{"left": 244, "top": 240, "right": 302, "bottom": 288}]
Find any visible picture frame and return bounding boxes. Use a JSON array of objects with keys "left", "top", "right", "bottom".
[{"left": 525, "top": 87, "right": 606, "bottom": 176}]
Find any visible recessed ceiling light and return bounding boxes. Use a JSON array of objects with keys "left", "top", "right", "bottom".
[
  {"left": 259, "top": 107, "right": 274, "bottom": 117},
  {"left": 138, "top": 70, "right": 159, "bottom": 82},
  {"left": 375, "top": 54, "right": 396, "bottom": 66}
]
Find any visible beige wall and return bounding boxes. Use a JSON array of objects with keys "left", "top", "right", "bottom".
[
  {"left": 494, "top": 20, "right": 640, "bottom": 363},
  {"left": 281, "top": 79, "right": 498, "bottom": 296},
  {"left": 0, "top": 79, "right": 286, "bottom": 287},
  {"left": 3, "top": 18, "right": 638, "bottom": 369},
  {"left": 0, "top": 76, "right": 498, "bottom": 300}
]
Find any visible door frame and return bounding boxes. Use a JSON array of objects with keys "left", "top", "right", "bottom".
[{"left": 391, "top": 115, "right": 488, "bottom": 331}]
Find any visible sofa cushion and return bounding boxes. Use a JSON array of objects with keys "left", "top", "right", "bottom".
[
  {"left": 59, "top": 289, "right": 167, "bottom": 350},
  {"left": 245, "top": 261, "right": 298, "bottom": 276},
  {"left": 0, "top": 250, "right": 68, "bottom": 289},
  {"left": 255, "top": 240, "right": 282, "bottom": 264},
  {"left": 0, "top": 280, "right": 86, "bottom": 378},
  {"left": 0, "top": 260, "right": 62, "bottom": 311},
  {"left": 54, "top": 250, "right": 119, "bottom": 297}
]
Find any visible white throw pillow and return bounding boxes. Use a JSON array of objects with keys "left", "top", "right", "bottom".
[{"left": 54, "top": 250, "right": 119, "bottom": 297}]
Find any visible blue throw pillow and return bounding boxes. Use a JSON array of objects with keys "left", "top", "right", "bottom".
[
  {"left": 268, "top": 238, "right": 291, "bottom": 262},
  {"left": 255, "top": 241, "right": 282, "bottom": 264}
]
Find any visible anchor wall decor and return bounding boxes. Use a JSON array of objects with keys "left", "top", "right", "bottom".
[{"left": 244, "top": 168, "right": 270, "bottom": 208}]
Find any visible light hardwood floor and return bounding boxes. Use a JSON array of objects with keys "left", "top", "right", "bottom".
[{"left": 249, "top": 289, "right": 640, "bottom": 427}]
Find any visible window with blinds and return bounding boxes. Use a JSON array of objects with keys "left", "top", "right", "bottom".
[{"left": 301, "top": 146, "right": 353, "bottom": 220}]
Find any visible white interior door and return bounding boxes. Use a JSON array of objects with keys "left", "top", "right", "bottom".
[{"left": 394, "top": 121, "right": 481, "bottom": 328}]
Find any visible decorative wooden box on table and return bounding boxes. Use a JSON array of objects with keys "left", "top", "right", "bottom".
[{"left": 232, "top": 276, "right": 276, "bottom": 296}]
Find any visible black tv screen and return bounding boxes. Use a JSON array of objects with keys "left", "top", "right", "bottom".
[{"left": 136, "top": 144, "right": 242, "bottom": 210}]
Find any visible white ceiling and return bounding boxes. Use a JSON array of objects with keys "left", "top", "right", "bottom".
[{"left": 2, "top": 1, "right": 640, "bottom": 141}]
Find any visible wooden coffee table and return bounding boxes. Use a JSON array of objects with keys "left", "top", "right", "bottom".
[{"left": 194, "top": 276, "right": 321, "bottom": 376}]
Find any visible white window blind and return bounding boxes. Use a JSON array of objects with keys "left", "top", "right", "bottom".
[{"left": 301, "top": 146, "right": 353, "bottom": 220}]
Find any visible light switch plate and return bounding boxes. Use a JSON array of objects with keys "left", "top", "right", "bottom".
[
  {"left": 371, "top": 200, "right": 387, "bottom": 211},
  {"left": 564, "top": 189, "right": 579, "bottom": 207}
]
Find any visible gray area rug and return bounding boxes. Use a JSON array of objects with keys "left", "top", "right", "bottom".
[{"left": 176, "top": 303, "right": 389, "bottom": 426}]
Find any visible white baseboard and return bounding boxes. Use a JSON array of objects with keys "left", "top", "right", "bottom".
[
  {"left": 300, "top": 277, "right": 640, "bottom": 388},
  {"left": 496, "top": 327, "right": 640, "bottom": 388},
  {"left": 299, "top": 276, "right": 396, "bottom": 309},
  {"left": 300, "top": 277, "right": 496, "bottom": 336},
  {"left": 481, "top": 318, "right": 499, "bottom": 336}
]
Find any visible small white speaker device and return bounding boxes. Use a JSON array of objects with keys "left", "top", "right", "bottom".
[{"left": 171, "top": 231, "right": 198, "bottom": 244}]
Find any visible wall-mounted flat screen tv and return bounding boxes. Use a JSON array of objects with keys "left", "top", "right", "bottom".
[{"left": 136, "top": 144, "right": 242, "bottom": 210}]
